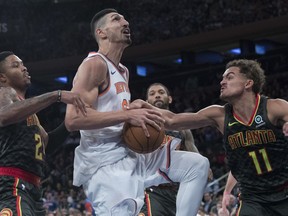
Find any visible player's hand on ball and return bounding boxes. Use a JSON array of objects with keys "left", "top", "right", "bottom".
[
  {"left": 123, "top": 123, "right": 165, "bottom": 154},
  {"left": 128, "top": 99, "right": 155, "bottom": 110},
  {"left": 126, "top": 108, "right": 164, "bottom": 137}
]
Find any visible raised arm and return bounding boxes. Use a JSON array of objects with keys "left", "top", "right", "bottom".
[{"left": 130, "top": 100, "right": 226, "bottom": 133}]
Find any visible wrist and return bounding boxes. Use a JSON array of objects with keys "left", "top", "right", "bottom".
[
  {"left": 56, "top": 90, "right": 62, "bottom": 102},
  {"left": 224, "top": 191, "right": 231, "bottom": 195},
  {"left": 120, "top": 109, "right": 129, "bottom": 123}
]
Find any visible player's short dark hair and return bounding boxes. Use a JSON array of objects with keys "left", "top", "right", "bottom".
[
  {"left": 226, "top": 59, "right": 266, "bottom": 94},
  {"left": 90, "top": 8, "right": 117, "bottom": 40},
  {"left": 0, "top": 51, "right": 14, "bottom": 63},
  {"left": 146, "top": 83, "right": 171, "bottom": 99},
  {"left": 0, "top": 51, "right": 14, "bottom": 73}
]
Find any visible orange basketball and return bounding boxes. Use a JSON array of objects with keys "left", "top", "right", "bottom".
[{"left": 123, "top": 123, "right": 165, "bottom": 154}]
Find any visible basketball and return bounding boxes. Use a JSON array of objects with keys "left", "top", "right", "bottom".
[{"left": 123, "top": 123, "right": 165, "bottom": 154}]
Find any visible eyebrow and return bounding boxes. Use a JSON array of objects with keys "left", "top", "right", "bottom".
[
  {"left": 11, "top": 60, "right": 23, "bottom": 64},
  {"left": 223, "top": 71, "right": 235, "bottom": 78},
  {"left": 110, "top": 13, "right": 122, "bottom": 18}
]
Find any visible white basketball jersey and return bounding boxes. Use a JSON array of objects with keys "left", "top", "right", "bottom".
[
  {"left": 73, "top": 52, "right": 131, "bottom": 186},
  {"left": 81, "top": 52, "right": 130, "bottom": 138}
]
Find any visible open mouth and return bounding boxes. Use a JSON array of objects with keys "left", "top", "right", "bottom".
[
  {"left": 123, "top": 28, "right": 130, "bottom": 36},
  {"left": 25, "top": 73, "right": 31, "bottom": 79}
]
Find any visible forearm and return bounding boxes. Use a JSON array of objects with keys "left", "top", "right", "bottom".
[
  {"left": 0, "top": 91, "right": 59, "bottom": 127},
  {"left": 182, "top": 130, "right": 199, "bottom": 153},
  {"left": 186, "top": 141, "right": 199, "bottom": 153},
  {"left": 165, "top": 112, "right": 212, "bottom": 131},
  {"left": 65, "top": 107, "right": 128, "bottom": 131},
  {"left": 224, "top": 171, "right": 237, "bottom": 194},
  {"left": 46, "top": 122, "right": 70, "bottom": 154}
]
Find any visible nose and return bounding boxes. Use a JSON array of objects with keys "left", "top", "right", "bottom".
[
  {"left": 220, "top": 79, "right": 225, "bottom": 86},
  {"left": 123, "top": 18, "right": 129, "bottom": 27},
  {"left": 22, "top": 65, "right": 27, "bottom": 72},
  {"left": 155, "top": 93, "right": 160, "bottom": 99}
]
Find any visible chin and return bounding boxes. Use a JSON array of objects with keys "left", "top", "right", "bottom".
[
  {"left": 125, "top": 38, "right": 132, "bottom": 45},
  {"left": 220, "top": 96, "right": 232, "bottom": 103},
  {"left": 219, "top": 94, "right": 228, "bottom": 101},
  {"left": 25, "top": 82, "right": 31, "bottom": 88}
]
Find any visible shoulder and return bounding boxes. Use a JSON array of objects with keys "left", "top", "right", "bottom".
[
  {"left": 267, "top": 98, "right": 288, "bottom": 116},
  {"left": 0, "top": 87, "right": 19, "bottom": 107},
  {"left": 80, "top": 55, "right": 108, "bottom": 75},
  {"left": 73, "top": 55, "right": 108, "bottom": 87},
  {"left": 0, "top": 86, "right": 16, "bottom": 94},
  {"left": 267, "top": 98, "right": 288, "bottom": 106},
  {"left": 266, "top": 97, "right": 288, "bottom": 126},
  {"left": 0, "top": 87, "right": 18, "bottom": 100}
]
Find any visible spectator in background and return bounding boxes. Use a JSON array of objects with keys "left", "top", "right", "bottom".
[{"left": 139, "top": 83, "right": 202, "bottom": 215}]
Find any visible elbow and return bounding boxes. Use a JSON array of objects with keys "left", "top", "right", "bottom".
[{"left": 65, "top": 118, "right": 78, "bottom": 132}]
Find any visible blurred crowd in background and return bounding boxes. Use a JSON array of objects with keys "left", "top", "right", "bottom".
[{"left": 0, "top": 0, "right": 287, "bottom": 61}]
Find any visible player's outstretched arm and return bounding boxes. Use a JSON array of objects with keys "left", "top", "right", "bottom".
[
  {"left": 130, "top": 100, "right": 225, "bottom": 133},
  {"left": 164, "top": 105, "right": 225, "bottom": 132},
  {"left": 0, "top": 87, "right": 86, "bottom": 127}
]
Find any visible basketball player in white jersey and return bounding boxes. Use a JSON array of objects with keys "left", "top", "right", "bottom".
[{"left": 65, "top": 8, "right": 210, "bottom": 216}]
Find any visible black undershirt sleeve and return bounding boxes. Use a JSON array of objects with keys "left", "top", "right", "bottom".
[{"left": 46, "top": 121, "right": 70, "bottom": 155}]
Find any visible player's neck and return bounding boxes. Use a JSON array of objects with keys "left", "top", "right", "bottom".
[
  {"left": 98, "top": 43, "right": 125, "bottom": 66},
  {"left": 232, "top": 93, "right": 259, "bottom": 123},
  {"left": 12, "top": 87, "right": 26, "bottom": 99}
]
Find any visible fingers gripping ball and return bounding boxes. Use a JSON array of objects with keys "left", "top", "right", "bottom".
[{"left": 123, "top": 123, "right": 165, "bottom": 154}]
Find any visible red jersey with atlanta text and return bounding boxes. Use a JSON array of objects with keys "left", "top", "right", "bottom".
[{"left": 223, "top": 95, "right": 288, "bottom": 193}]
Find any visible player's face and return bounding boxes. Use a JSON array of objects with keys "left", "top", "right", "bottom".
[
  {"left": 102, "top": 12, "right": 131, "bottom": 46},
  {"left": 0, "top": 55, "right": 31, "bottom": 90},
  {"left": 147, "top": 85, "right": 171, "bottom": 109},
  {"left": 220, "top": 66, "right": 249, "bottom": 101}
]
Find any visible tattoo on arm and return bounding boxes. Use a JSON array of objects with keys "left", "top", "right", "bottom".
[{"left": 0, "top": 90, "right": 57, "bottom": 126}]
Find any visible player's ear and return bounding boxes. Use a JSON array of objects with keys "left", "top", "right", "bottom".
[
  {"left": 245, "top": 79, "right": 254, "bottom": 89},
  {"left": 168, "top": 96, "right": 172, "bottom": 104},
  {"left": 0, "top": 73, "right": 7, "bottom": 83},
  {"left": 96, "top": 28, "right": 107, "bottom": 39}
]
